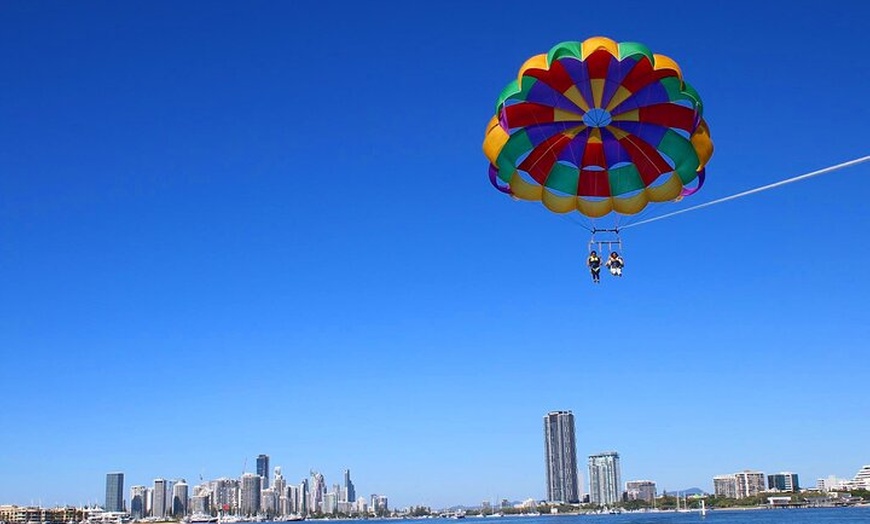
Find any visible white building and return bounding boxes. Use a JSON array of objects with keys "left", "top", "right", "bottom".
[
  {"left": 851, "top": 465, "right": 870, "bottom": 489},
  {"left": 210, "top": 478, "right": 240, "bottom": 514},
  {"left": 588, "top": 452, "right": 622, "bottom": 506},
  {"left": 713, "top": 475, "right": 737, "bottom": 498},
  {"left": 261, "top": 488, "right": 278, "bottom": 517},
  {"left": 370, "top": 495, "right": 388, "bottom": 515},
  {"left": 734, "top": 471, "right": 765, "bottom": 499},
  {"left": 817, "top": 476, "right": 850, "bottom": 492}
]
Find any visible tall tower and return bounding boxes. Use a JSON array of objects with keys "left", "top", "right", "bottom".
[
  {"left": 273, "top": 467, "right": 287, "bottom": 497},
  {"left": 588, "top": 451, "right": 622, "bottom": 506},
  {"left": 343, "top": 469, "right": 355, "bottom": 503},
  {"left": 240, "top": 473, "right": 262, "bottom": 516},
  {"left": 172, "top": 480, "right": 189, "bottom": 517},
  {"left": 105, "top": 472, "right": 125, "bottom": 512},
  {"left": 273, "top": 468, "right": 287, "bottom": 517},
  {"left": 130, "top": 485, "right": 148, "bottom": 519},
  {"left": 309, "top": 471, "right": 325, "bottom": 514},
  {"left": 299, "top": 479, "right": 309, "bottom": 515},
  {"left": 153, "top": 479, "right": 167, "bottom": 518},
  {"left": 257, "top": 455, "right": 270, "bottom": 489},
  {"left": 543, "top": 410, "right": 579, "bottom": 503}
]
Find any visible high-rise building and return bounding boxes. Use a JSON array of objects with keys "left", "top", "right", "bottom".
[
  {"left": 625, "top": 480, "right": 656, "bottom": 503},
  {"left": 273, "top": 467, "right": 287, "bottom": 516},
  {"left": 105, "top": 472, "right": 125, "bottom": 512},
  {"left": 370, "top": 495, "right": 388, "bottom": 516},
  {"left": 172, "top": 480, "right": 189, "bottom": 517},
  {"left": 734, "top": 471, "right": 765, "bottom": 499},
  {"left": 767, "top": 472, "right": 799, "bottom": 492},
  {"left": 588, "top": 452, "right": 622, "bottom": 506},
  {"left": 153, "top": 479, "right": 167, "bottom": 518},
  {"left": 713, "top": 475, "right": 737, "bottom": 498},
  {"left": 257, "top": 455, "right": 270, "bottom": 489},
  {"left": 343, "top": 470, "right": 356, "bottom": 504},
  {"left": 165, "top": 480, "right": 177, "bottom": 515},
  {"left": 130, "top": 486, "right": 148, "bottom": 519},
  {"left": 190, "top": 492, "right": 210, "bottom": 515},
  {"left": 323, "top": 492, "right": 337, "bottom": 514},
  {"left": 285, "top": 484, "right": 301, "bottom": 516},
  {"left": 210, "top": 478, "right": 240, "bottom": 514},
  {"left": 299, "top": 479, "right": 309, "bottom": 515},
  {"left": 543, "top": 411, "right": 580, "bottom": 503},
  {"left": 310, "top": 472, "right": 325, "bottom": 513},
  {"left": 285, "top": 485, "right": 300, "bottom": 516},
  {"left": 240, "top": 473, "right": 262, "bottom": 517},
  {"left": 261, "top": 489, "right": 278, "bottom": 518}
]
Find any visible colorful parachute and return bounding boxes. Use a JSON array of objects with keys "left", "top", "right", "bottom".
[{"left": 483, "top": 36, "right": 713, "bottom": 219}]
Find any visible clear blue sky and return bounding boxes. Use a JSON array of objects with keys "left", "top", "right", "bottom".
[{"left": 1, "top": 0, "right": 869, "bottom": 510}]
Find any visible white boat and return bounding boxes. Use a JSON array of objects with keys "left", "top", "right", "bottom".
[{"left": 189, "top": 516, "right": 218, "bottom": 524}]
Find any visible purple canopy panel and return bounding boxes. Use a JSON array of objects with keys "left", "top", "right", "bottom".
[
  {"left": 680, "top": 168, "right": 705, "bottom": 197},
  {"left": 489, "top": 163, "right": 512, "bottom": 195}
]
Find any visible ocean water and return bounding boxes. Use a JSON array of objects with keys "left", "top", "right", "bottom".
[{"left": 354, "top": 510, "right": 870, "bottom": 524}]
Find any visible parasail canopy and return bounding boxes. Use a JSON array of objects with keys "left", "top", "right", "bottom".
[{"left": 484, "top": 36, "right": 713, "bottom": 219}]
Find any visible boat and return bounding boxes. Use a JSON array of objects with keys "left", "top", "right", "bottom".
[{"left": 188, "top": 516, "right": 218, "bottom": 524}]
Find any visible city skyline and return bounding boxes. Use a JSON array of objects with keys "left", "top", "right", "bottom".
[
  {"left": 96, "top": 462, "right": 378, "bottom": 518},
  {"left": 2, "top": 0, "right": 869, "bottom": 510},
  {"left": 6, "top": 460, "right": 870, "bottom": 519},
  {"left": 6, "top": 460, "right": 870, "bottom": 515},
  {"left": 5, "top": 436, "right": 868, "bottom": 512}
]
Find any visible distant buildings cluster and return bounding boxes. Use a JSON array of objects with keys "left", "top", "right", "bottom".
[
  {"left": 711, "top": 466, "right": 870, "bottom": 498},
  {"left": 107, "top": 456, "right": 388, "bottom": 520},
  {"left": 712, "top": 471, "right": 805, "bottom": 498},
  {"left": 816, "top": 465, "right": 870, "bottom": 493},
  {"left": 543, "top": 410, "right": 869, "bottom": 508}
]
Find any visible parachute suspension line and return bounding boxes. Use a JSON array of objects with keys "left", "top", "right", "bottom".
[
  {"left": 558, "top": 213, "right": 592, "bottom": 232},
  {"left": 622, "top": 155, "right": 870, "bottom": 230}
]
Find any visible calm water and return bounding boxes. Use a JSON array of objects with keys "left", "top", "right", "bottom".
[{"left": 333, "top": 510, "right": 870, "bottom": 524}]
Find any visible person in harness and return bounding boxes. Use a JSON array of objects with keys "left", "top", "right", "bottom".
[
  {"left": 587, "top": 250, "right": 602, "bottom": 283},
  {"left": 606, "top": 251, "right": 624, "bottom": 277}
]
